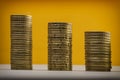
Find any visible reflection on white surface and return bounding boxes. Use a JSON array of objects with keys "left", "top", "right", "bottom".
[
  {"left": 0, "top": 65, "right": 120, "bottom": 80},
  {"left": 0, "top": 64, "right": 120, "bottom": 71}
]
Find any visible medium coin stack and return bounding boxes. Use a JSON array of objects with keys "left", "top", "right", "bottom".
[
  {"left": 48, "top": 22, "right": 72, "bottom": 71},
  {"left": 11, "top": 15, "right": 32, "bottom": 70},
  {"left": 85, "top": 31, "right": 111, "bottom": 71}
]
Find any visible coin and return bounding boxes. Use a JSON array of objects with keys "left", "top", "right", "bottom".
[
  {"left": 48, "top": 22, "right": 72, "bottom": 71},
  {"left": 85, "top": 31, "right": 111, "bottom": 71},
  {"left": 11, "top": 15, "right": 32, "bottom": 70}
]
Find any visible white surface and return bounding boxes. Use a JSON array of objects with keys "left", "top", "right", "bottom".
[
  {"left": 0, "top": 64, "right": 120, "bottom": 71},
  {"left": 0, "top": 64, "right": 120, "bottom": 80},
  {"left": 0, "top": 70, "right": 120, "bottom": 80}
]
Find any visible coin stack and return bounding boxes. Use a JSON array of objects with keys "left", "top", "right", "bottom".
[
  {"left": 11, "top": 15, "right": 32, "bottom": 70},
  {"left": 85, "top": 31, "right": 111, "bottom": 71},
  {"left": 48, "top": 22, "right": 72, "bottom": 71}
]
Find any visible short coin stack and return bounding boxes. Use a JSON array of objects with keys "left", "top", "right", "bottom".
[
  {"left": 48, "top": 22, "right": 72, "bottom": 71},
  {"left": 85, "top": 31, "right": 111, "bottom": 71},
  {"left": 11, "top": 15, "right": 32, "bottom": 70}
]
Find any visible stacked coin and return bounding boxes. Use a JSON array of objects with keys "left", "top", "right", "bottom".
[
  {"left": 48, "top": 22, "right": 72, "bottom": 71},
  {"left": 11, "top": 15, "right": 32, "bottom": 70},
  {"left": 85, "top": 31, "right": 111, "bottom": 71}
]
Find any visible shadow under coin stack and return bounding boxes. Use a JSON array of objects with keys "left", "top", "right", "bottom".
[
  {"left": 85, "top": 32, "right": 111, "bottom": 71},
  {"left": 48, "top": 22, "right": 72, "bottom": 71},
  {"left": 11, "top": 15, "right": 32, "bottom": 70}
]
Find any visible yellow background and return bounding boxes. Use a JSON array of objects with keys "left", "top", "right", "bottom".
[{"left": 0, "top": 0, "right": 120, "bottom": 65}]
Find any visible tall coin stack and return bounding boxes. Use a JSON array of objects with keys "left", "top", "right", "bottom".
[
  {"left": 85, "top": 31, "right": 111, "bottom": 71},
  {"left": 11, "top": 15, "right": 32, "bottom": 70},
  {"left": 48, "top": 22, "right": 72, "bottom": 71}
]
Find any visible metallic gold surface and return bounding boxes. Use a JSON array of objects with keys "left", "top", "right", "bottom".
[
  {"left": 85, "top": 31, "right": 111, "bottom": 71},
  {"left": 11, "top": 15, "right": 32, "bottom": 70},
  {"left": 48, "top": 22, "right": 72, "bottom": 71}
]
